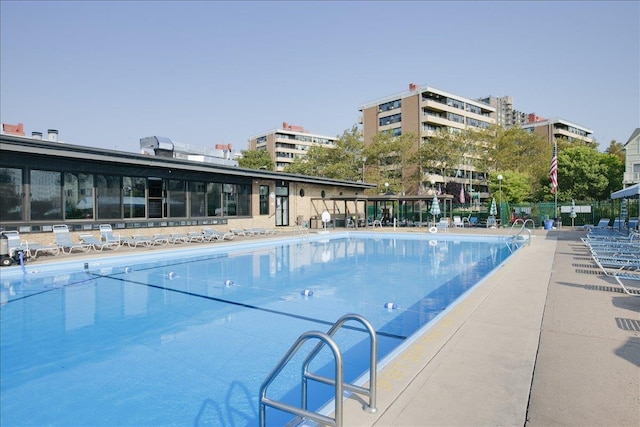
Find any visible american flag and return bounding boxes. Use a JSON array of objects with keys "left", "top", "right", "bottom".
[{"left": 549, "top": 144, "right": 558, "bottom": 194}]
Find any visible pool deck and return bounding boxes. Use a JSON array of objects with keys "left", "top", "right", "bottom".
[{"left": 7, "top": 226, "right": 639, "bottom": 426}]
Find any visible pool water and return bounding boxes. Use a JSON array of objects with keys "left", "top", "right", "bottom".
[{"left": 0, "top": 233, "right": 518, "bottom": 426}]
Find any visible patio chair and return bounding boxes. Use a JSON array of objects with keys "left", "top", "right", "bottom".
[
  {"left": 52, "top": 225, "right": 92, "bottom": 254},
  {"left": 120, "top": 235, "right": 154, "bottom": 248},
  {"left": 79, "top": 234, "right": 120, "bottom": 251},
  {"left": 229, "top": 228, "right": 249, "bottom": 237},
  {"left": 613, "top": 274, "right": 640, "bottom": 297},
  {"left": 453, "top": 216, "right": 464, "bottom": 228},
  {"left": 203, "top": 228, "right": 234, "bottom": 241},
  {"left": 99, "top": 224, "right": 122, "bottom": 245}
]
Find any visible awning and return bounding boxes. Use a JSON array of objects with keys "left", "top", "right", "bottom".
[{"left": 611, "top": 183, "right": 640, "bottom": 199}]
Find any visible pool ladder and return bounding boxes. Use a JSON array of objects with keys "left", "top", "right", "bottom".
[
  {"left": 508, "top": 218, "right": 535, "bottom": 245},
  {"left": 259, "top": 313, "right": 377, "bottom": 427}
]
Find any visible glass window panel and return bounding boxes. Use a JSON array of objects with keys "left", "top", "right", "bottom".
[
  {"left": 189, "top": 181, "right": 206, "bottom": 217},
  {"left": 64, "top": 173, "right": 94, "bottom": 220},
  {"left": 123, "top": 176, "right": 146, "bottom": 218},
  {"left": 168, "top": 179, "right": 186, "bottom": 218},
  {"left": 236, "top": 183, "right": 250, "bottom": 216},
  {"left": 96, "top": 175, "right": 121, "bottom": 219},
  {"left": 259, "top": 185, "right": 269, "bottom": 215},
  {"left": 223, "top": 183, "right": 237, "bottom": 216},
  {"left": 30, "top": 170, "right": 62, "bottom": 221},
  {"left": 207, "top": 183, "right": 222, "bottom": 216},
  {"left": 0, "top": 167, "right": 23, "bottom": 221}
]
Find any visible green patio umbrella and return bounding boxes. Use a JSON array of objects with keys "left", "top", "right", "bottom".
[{"left": 430, "top": 194, "right": 441, "bottom": 222}]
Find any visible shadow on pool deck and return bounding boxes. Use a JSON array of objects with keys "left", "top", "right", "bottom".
[{"left": 8, "top": 227, "right": 640, "bottom": 426}]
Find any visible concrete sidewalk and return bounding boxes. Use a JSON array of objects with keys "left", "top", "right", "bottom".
[{"left": 343, "top": 229, "right": 639, "bottom": 426}]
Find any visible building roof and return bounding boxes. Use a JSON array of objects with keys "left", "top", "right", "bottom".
[
  {"left": 0, "top": 133, "right": 375, "bottom": 189},
  {"left": 624, "top": 128, "right": 640, "bottom": 147}
]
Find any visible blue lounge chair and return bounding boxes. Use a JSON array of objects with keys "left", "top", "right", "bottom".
[{"left": 52, "top": 225, "right": 92, "bottom": 254}]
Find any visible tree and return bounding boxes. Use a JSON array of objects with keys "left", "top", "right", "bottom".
[
  {"left": 237, "top": 149, "right": 274, "bottom": 171},
  {"left": 604, "top": 140, "right": 625, "bottom": 163},
  {"left": 363, "top": 131, "right": 418, "bottom": 194},
  {"left": 419, "top": 130, "right": 467, "bottom": 188},
  {"left": 555, "top": 145, "right": 608, "bottom": 201},
  {"left": 284, "top": 125, "right": 365, "bottom": 181},
  {"left": 487, "top": 171, "right": 531, "bottom": 204},
  {"left": 599, "top": 152, "right": 624, "bottom": 199}
]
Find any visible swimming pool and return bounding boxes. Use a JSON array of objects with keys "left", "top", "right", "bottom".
[{"left": 0, "top": 232, "right": 519, "bottom": 426}]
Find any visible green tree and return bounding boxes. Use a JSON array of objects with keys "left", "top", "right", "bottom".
[
  {"left": 555, "top": 145, "right": 608, "bottom": 201},
  {"left": 604, "top": 140, "right": 625, "bottom": 163},
  {"left": 237, "top": 149, "right": 274, "bottom": 171},
  {"left": 599, "top": 153, "right": 624, "bottom": 199},
  {"left": 487, "top": 170, "right": 531, "bottom": 204},
  {"left": 419, "top": 130, "right": 468, "bottom": 188},
  {"left": 284, "top": 125, "right": 365, "bottom": 181},
  {"left": 364, "top": 131, "right": 418, "bottom": 194}
]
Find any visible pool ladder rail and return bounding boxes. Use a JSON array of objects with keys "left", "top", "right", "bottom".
[
  {"left": 508, "top": 218, "right": 535, "bottom": 245},
  {"left": 259, "top": 313, "right": 377, "bottom": 427}
]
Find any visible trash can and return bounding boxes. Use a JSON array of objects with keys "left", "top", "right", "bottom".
[{"left": 544, "top": 219, "right": 554, "bottom": 230}]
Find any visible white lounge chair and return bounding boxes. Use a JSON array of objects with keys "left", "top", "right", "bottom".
[
  {"left": 52, "top": 225, "right": 92, "bottom": 254},
  {"left": 203, "top": 228, "right": 234, "bottom": 241},
  {"left": 79, "top": 234, "right": 120, "bottom": 251}
]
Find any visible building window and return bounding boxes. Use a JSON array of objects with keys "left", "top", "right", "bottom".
[
  {"left": 30, "top": 170, "right": 62, "bottom": 221},
  {"left": 0, "top": 167, "right": 23, "bottom": 221},
  {"left": 123, "top": 176, "right": 146, "bottom": 219},
  {"left": 64, "top": 173, "right": 94, "bottom": 220},
  {"left": 168, "top": 179, "right": 186, "bottom": 218},
  {"left": 207, "top": 182, "right": 223, "bottom": 216},
  {"left": 259, "top": 185, "right": 269, "bottom": 215},
  {"left": 95, "top": 175, "right": 121, "bottom": 219},
  {"left": 189, "top": 181, "right": 206, "bottom": 217}
]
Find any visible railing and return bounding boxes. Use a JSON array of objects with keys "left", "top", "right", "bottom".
[
  {"left": 508, "top": 218, "right": 535, "bottom": 245},
  {"left": 259, "top": 313, "right": 377, "bottom": 427}
]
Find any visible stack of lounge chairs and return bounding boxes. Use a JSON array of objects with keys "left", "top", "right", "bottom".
[{"left": 582, "top": 226, "right": 640, "bottom": 296}]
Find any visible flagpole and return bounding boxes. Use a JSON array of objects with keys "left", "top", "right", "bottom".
[{"left": 554, "top": 139, "right": 558, "bottom": 220}]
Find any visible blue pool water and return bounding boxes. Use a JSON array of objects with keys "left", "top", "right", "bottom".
[{"left": 0, "top": 232, "right": 519, "bottom": 426}]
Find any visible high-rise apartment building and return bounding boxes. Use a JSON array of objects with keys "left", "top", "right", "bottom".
[
  {"left": 359, "top": 83, "right": 497, "bottom": 195},
  {"left": 248, "top": 122, "right": 338, "bottom": 172}
]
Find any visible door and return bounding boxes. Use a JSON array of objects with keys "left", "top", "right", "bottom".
[{"left": 275, "top": 185, "right": 289, "bottom": 226}]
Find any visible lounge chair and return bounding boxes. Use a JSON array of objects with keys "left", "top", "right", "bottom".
[
  {"left": 79, "top": 234, "right": 120, "bottom": 251},
  {"left": 453, "top": 216, "right": 464, "bottom": 228},
  {"left": 613, "top": 274, "right": 640, "bottom": 297},
  {"left": 120, "top": 235, "right": 154, "bottom": 248},
  {"left": 99, "top": 224, "right": 122, "bottom": 245},
  {"left": 186, "top": 232, "right": 206, "bottom": 243},
  {"left": 52, "top": 225, "right": 92, "bottom": 254},
  {"left": 203, "top": 228, "right": 234, "bottom": 241},
  {"left": 229, "top": 228, "right": 250, "bottom": 237}
]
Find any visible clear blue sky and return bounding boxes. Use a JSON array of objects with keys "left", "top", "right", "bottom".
[{"left": 1, "top": 1, "right": 638, "bottom": 153}]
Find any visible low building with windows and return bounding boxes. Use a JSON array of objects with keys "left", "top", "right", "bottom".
[
  {"left": 0, "top": 129, "right": 376, "bottom": 242},
  {"left": 248, "top": 122, "right": 338, "bottom": 172}
]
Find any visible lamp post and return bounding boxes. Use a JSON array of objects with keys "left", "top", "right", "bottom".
[
  {"left": 362, "top": 156, "right": 367, "bottom": 182},
  {"left": 497, "top": 174, "right": 503, "bottom": 225}
]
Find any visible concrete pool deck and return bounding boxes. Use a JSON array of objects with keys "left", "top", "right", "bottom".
[{"left": 6, "top": 226, "right": 639, "bottom": 426}]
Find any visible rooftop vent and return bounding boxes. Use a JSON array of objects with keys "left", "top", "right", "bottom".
[{"left": 48, "top": 129, "right": 58, "bottom": 142}]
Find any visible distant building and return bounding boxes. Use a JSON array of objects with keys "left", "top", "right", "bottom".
[
  {"left": 623, "top": 128, "right": 640, "bottom": 186},
  {"left": 521, "top": 116, "right": 594, "bottom": 145},
  {"left": 359, "top": 83, "right": 497, "bottom": 195},
  {"left": 248, "top": 122, "right": 338, "bottom": 172},
  {"left": 476, "top": 95, "right": 528, "bottom": 128}
]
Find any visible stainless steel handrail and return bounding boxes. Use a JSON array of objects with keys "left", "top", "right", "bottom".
[
  {"left": 301, "top": 313, "right": 378, "bottom": 414},
  {"left": 259, "top": 330, "right": 343, "bottom": 427}
]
